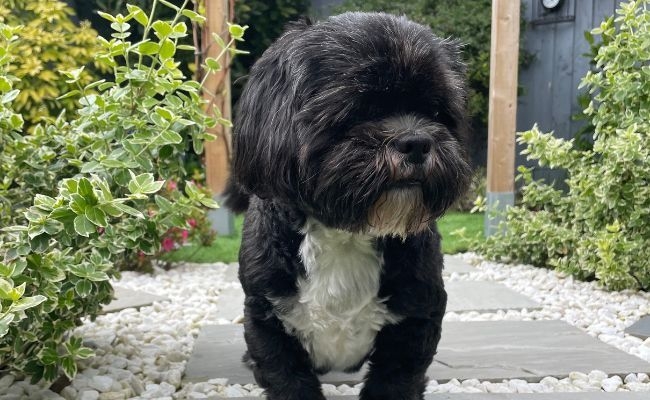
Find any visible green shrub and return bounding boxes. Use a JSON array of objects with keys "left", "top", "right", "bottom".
[
  {"left": 479, "top": 0, "right": 650, "bottom": 291},
  {"left": 0, "top": 0, "right": 107, "bottom": 127},
  {"left": 0, "top": 1, "right": 246, "bottom": 382},
  {"left": 336, "top": 0, "right": 531, "bottom": 129}
]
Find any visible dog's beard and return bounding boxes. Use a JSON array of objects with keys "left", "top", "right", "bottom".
[{"left": 366, "top": 187, "right": 432, "bottom": 238}]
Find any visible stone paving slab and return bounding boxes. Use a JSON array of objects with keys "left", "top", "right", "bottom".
[
  {"left": 211, "top": 265, "right": 537, "bottom": 319},
  {"left": 444, "top": 255, "right": 476, "bottom": 275},
  {"left": 206, "top": 280, "right": 538, "bottom": 321},
  {"left": 215, "top": 286, "right": 245, "bottom": 322},
  {"left": 446, "top": 281, "right": 540, "bottom": 312},
  {"left": 102, "top": 286, "right": 168, "bottom": 313},
  {"left": 184, "top": 321, "right": 650, "bottom": 385},
  {"left": 208, "top": 395, "right": 650, "bottom": 400},
  {"left": 625, "top": 315, "right": 650, "bottom": 340},
  {"left": 221, "top": 257, "right": 474, "bottom": 279}
]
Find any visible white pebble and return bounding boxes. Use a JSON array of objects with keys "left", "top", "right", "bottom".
[{"left": 79, "top": 390, "right": 99, "bottom": 400}]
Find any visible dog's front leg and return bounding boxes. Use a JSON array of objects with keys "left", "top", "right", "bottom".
[
  {"left": 360, "top": 316, "right": 442, "bottom": 400},
  {"left": 243, "top": 310, "right": 325, "bottom": 400}
]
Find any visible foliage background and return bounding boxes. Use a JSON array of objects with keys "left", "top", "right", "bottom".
[
  {"left": 478, "top": 0, "right": 650, "bottom": 291},
  {"left": 0, "top": 0, "right": 107, "bottom": 128},
  {"left": 0, "top": 0, "right": 241, "bottom": 381}
]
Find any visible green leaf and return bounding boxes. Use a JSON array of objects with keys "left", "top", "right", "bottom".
[
  {"left": 138, "top": 41, "right": 159, "bottom": 55},
  {"left": 152, "top": 20, "right": 172, "bottom": 38},
  {"left": 0, "top": 76, "right": 11, "bottom": 91},
  {"left": 204, "top": 57, "right": 221, "bottom": 72},
  {"left": 29, "top": 234, "right": 50, "bottom": 253},
  {"left": 74, "top": 280, "right": 92, "bottom": 297},
  {"left": 0, "top": 314, "right": 14, "bottom": 337},
  {"left": 128, "top": 172, "right": 154, "bottom": 194},
  {"left": 97, "top": 11, "right": 116, "bottom": 22},
  {"left": 160, "top": 130, "right": 183, "bottom": 145},
  {"left": 85, "top": 270, "right": 110, "bottom": 282},
  {"left": 73, "top": 215, "right": 96, "bottom": 237},
  {"left": 77, "top": 178, "right": 95, "bottom": 200},
  {"left": 181, "top": 9, "right": 206, "bottom": 23},
  {"left": 227, "top": 23, "right": 248, "bottom": 41},
  {"left": 39, "top": 346, "right": 59, "bottom": 365},
  {"left": 127, "top": 4, "right": 148, "bottom": 26},
  {"left": 0, "top": 279, "right": 12, "bottom": 299},
  {"left": 1, "top": 89, "right": 19, "bottom": 104},
  {"left": 61, "top": 357, "right": 77, "bottom": 379},
  {"left": 75, "top": 347, "right": 94, "bottom": 359},
  {"left": 10, "top": 295, "right": 47, "bottom": 312},
  {"left": 112, "top": 202, "right": 145, "bottom": 219},
  {"left": 199, "top": 197, "right": 220, "bottom": 209},
  {"left": 177, "top": 44, "right": 196, "bottom": 51},
  {"left": 34, "top": 194, "right": 56, "bottom": 208},
  {"left": 70, "top": 194, "right": 88, "bottom": 215},
  {"left": 155, "top": 106, "right": 175, "bottom": 121},
  {"left": 155, "top": 195, "right": 174, "bottom": 212},
  {"left": 159, "top": 38, "right": 176, "bottom": 60},
  {"left": 43, "top": 219, "right": 63, "bottom": 235},
  {"left": 85, "top": 207, "right": 108, "bottom": 227},
  {"left": 98, "top": 203, "right": 123, "bottom": 217},
  {"left": 57, "top": 90, "right": 81, "bottom": 101}
]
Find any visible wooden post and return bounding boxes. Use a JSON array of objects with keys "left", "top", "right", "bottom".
[
  {"left": 202, "top": 0, "right": 234, "bottom": 235},
  {"left": 485, "top": 0, "right": 520, "bottom": 236}
]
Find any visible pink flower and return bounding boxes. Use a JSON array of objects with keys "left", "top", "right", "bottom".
[
  {"left": 188, "top": 218, "right": 197, "bottom": 228},
  {"left": 161, "top": 237, "right": 175, "bottom": 252},
  {"left": 181, "top": 229, "right": 189, "bottom": 242},
  {"left": 166, "top": 180, "right": 178, "bottom": 191}
]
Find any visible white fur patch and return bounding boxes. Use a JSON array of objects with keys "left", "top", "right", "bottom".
[
  {"left": 367, "top": 187, "right": 431, "bottom": 238},
  {"left": 273, "top": 219, "right": 400, "bottom": 371}
]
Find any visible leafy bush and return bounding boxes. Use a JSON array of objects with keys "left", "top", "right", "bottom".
[
  {"left": 336, "top": 0, "right": 531, "bottom": 130},
  {"left": 479, "top": 0, "right": 650, "bottom": 291},
  {"left": 0, "top": 0, "right": 107, "bottom": 127},
  {"left": 0, "top": 1, "right": 245, "bottom": 382}
]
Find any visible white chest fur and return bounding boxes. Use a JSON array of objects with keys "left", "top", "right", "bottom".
[{"left": 274, "top": 220, "right": 400, "bottom": 371}]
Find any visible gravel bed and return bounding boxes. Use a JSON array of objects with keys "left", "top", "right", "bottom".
[{"left": 1, "top": 255, "right": 650, "bottom": 399}]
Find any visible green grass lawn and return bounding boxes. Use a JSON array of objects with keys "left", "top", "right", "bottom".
[{"left": 162, "top": 212, "right": 484, "bottom": 264}]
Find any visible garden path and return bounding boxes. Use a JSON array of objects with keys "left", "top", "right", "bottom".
[{"left": 180, "top": 256, "right": 650, "bottom": 396}]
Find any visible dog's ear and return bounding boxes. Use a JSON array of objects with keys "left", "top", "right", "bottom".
[
  {"left": 230, "top": 23, "right": 310, "bottom": 202},
  {"left": 439, "top": 38, "right": 466, "bottom": 78}
]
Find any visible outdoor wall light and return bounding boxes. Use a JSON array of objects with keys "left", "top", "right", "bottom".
[{"left": 541, "top": 0, "right": 563, "bottom": 11}]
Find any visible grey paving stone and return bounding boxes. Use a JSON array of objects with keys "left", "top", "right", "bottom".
[
  {"left": 184, "top": 321, "right": 650, "bottom": 385},
  {"left": 445, "top": 281, "right": 540, "bottom": 312},
  {"left": 222, "top": 262, "right": 239, "bottom": 283},
  {"left": 214, "top": 266, "right": 538, "bottom": 318},
  {"left": 215, "top": 286, "right": 245, "bottom": 322},
  {"left": 102, "top": 286, "right": 168, "bottom": 313},
  {"left": 443, "top": 255, "right": 476, "bottom": 275},
  {"left": 208, "top": 395, "right": 650, "bottom": 400},
  {"left": 625, "top": 315, "right": 650, "bottom": 340}
]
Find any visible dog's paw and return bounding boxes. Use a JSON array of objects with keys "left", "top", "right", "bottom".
[{"left": 360, "top": 385, "right": 424, "bottom": 400}]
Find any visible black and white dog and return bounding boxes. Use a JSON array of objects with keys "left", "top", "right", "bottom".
[{"left": 224, "top": 12, "right": 472, "bottom": 400}]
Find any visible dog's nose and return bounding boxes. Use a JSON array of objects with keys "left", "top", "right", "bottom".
[{"left": 393, "top": 134, "right": 434, "bottom": 164}]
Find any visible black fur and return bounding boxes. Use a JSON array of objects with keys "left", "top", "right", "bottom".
[{"left": 225, "top": 12, "right": 471, "bottom": 400}]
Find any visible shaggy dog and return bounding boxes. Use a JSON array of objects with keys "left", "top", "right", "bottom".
[{"left": 224, "top": 12, "right": 472, "bottom": 400}]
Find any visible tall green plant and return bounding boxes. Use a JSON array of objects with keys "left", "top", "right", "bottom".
[
  {"left": 0, "top": 0, "right": 107, "bottom": 127},
  {"left": 0, "top": 0, "right": 246, "bottom": 382},
  {"left": 480, "top": 0, "right": 650, "bottom": 291}
]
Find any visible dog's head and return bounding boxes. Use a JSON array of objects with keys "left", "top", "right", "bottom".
[{"left": 232, "top": 12, "right": 472, "bottom": 237}]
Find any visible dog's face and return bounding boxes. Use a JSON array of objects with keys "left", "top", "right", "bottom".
[{"left": 233, "top": 12, "right": 472, "bottom": 237}]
